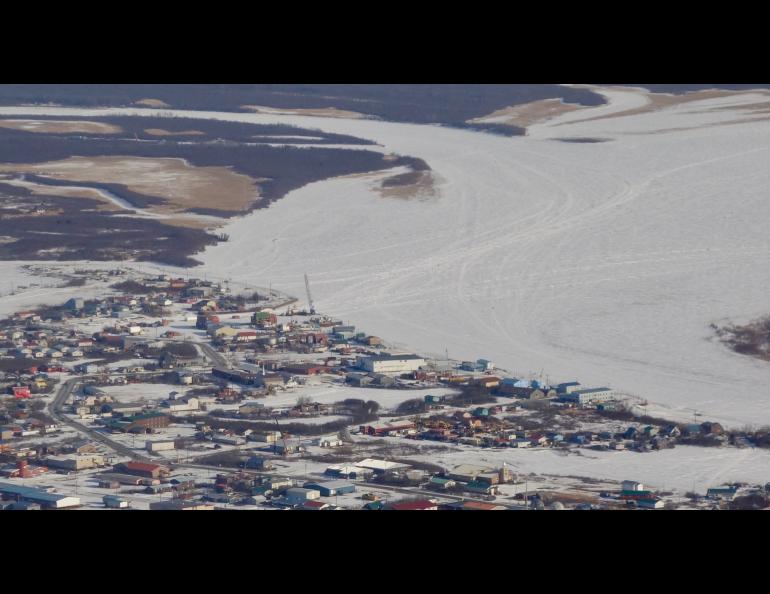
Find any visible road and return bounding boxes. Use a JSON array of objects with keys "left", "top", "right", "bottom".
[
  {"left": 48, "top": 374, "right": 154, "bottom": 462},
  {"left": 170, "top": 461, "right": 527, "bottom": 510}
]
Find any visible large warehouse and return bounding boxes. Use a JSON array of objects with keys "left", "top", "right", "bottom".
[
  {"left": 0, "top": 482, "right": 81, "bottom": 509},
  {"left": 355, "top": 353, "right": 426, "bottom": 374}
]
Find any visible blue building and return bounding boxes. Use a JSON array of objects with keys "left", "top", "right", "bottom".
[{"left": 303, "top": 480, "right": 356, "bottom": 497}]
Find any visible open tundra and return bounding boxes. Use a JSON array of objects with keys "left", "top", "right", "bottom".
[{"left": 3, "top": 87, "right": 770, "bottom": 430}]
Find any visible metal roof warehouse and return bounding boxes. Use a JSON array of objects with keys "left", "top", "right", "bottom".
[{"left": 0, "top": 482, "right": 81, "bottom": 509}]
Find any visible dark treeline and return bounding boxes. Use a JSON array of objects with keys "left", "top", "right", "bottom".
[
  {"left": 0, "top": 84, "right": 607, "bottom": 132},
  {"left": 0, "top": 128, "right": 425, "bottom": 206}
]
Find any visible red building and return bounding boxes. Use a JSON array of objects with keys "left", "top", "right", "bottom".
[{"left": 12, "top": 386, "right": 31, "bottom": 399}]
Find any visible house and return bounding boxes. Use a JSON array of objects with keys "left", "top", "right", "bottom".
[
  {"left": 472, "top": 376, "right": 500, "bottom": 389},
  {"left": 387, "top": 499, "right": 438, "bottom": 511},
  {"left": 465, "top": 481, "right": 499, "bottom": 495},
  {"left": 316, "top": 435, "right": 344, "bottom": 448},
  {"left": 636, "top": 498, "right": 665, "bottom": 509},
  {"left": 149, "top": 501, "right": 214, "bottom": 510},
  {"left": 368, "top": 373, "right": 396, "bottom": 387},
  {"left": 622, "top": 480, "right": 644, "bottom": 492},
  {"left": 429, "top": 476, "right": 456, "bottom": 490},
  {"left": 446, "top": 501, "right": 507, "bottom": 511},
  {"left": 706, "top": 486, "right": 738, "bottom": 501},
  {"left": 300, "top": 500, "right": 332, "bottom": 510},
  {"left": 346, "top": 373, "right": 373, "bottom": 387},
  {"left": 359, "top": 421, "right": 416, "bottom": 437},
  {"left": 244, "top": 456, "right": 274, "bottom": 471}
]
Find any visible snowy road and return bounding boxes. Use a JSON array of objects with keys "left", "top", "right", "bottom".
[{"left": 4, "top": 89, "right": 770, "bottom": 428}]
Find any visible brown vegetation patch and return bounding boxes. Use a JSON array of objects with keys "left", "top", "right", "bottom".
[
  {"left": 0, "top": 176, "right": 120, "bottom": 211},
  {"left": 0, "top": 156, "right": 261, "bottom": 215},
  {"left": 134, "top": 98, "right": 171, "bottom": 108},
  {"left": 556, "top": 87, "right": 770, "bottom": 127},
  {"left": 467, "top": 98, "right": 584, "bottom": 130},
  {"left": 144, "top": 128, "right": 205, "bottom": 137},
  {"left": 378, "top": 170, "right": 437, "bottom": 200},
  {"left": 240, "top": 104, "right": 366, "bottom": 119},
  {"left": 0, "top": 119, "right": 122, "bottom": 134},
  {"left": 714, "top": 317, "right": 770, "bottom": 361}
]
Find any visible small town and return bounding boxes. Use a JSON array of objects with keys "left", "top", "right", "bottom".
[{"left": 0, "top": 266, "right": 768, "bottom": 511}]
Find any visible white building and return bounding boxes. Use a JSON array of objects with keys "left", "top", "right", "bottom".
[
  {"left": 562, "top": 387, "right": 615, "bottom": 405},
  {"left": 622, "top": 480, "right": 644, "bottom": 492},
  {"left": 355, "top": 354, "right": 426, "bottom": 374},
  {"left": 146, "top": 440, "right": 176, "bottom": 452}
]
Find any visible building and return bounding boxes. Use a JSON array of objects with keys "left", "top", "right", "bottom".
[
  {"left": 562, "top": 387, "right": 616, "bottom": 405},
  {"left": 107, "top": 412, "right": 171, "bottom": 433},
  {"left": 146, "top": 440, "right": 176, "bottom": 453},
  {"left": 302, "top": 481, "right": 356, "bottom": 497},
  {"left": 103, "top": 495, "right": 130, "bottom": 509},
  {"left": 0, "top": 482, "right": 80, "bottom": 509},
  {"left": 359, "top": 421, "right": 416, "bottom": 437},
  {"left": 387, "top": 499, "right": 438, "bottom": 511},
  {"left": 117, "top": 461, "right": 171, "bottom": 479},
  {"left": 149, "top": 501, "right": 215, "bottom": 510},
  {"left": 244, "top": 456, "right": 274, "bottom": 471},
  {"left": 324, "top": 465, "right": 373, "bottom": 480},
  {"left": 706, "top": 487, "right": 738, "bottom": 501},
  {"left": 622, "top": 480, "right": 644, "bottom": 492},
  {"left": 355, "top": 458, "right": 412, "bottom": 474},
  {"left": 285, "top": 487, "right": 322, "bottom": 506},
  {"left": 355, "top": 354, "right": 426, "bottom": 374},
  {"left": 636, "top": 498, "right": 665, "bottom": 509},
  {"left": 280, "top": 363, "right": 326, "bottom": 375},
  {"left": 556, "top": 381, "right": 581, "bottom": 394},
  {"left": 45, "top": 454, "right": 105, "bottom": 471},
  {"left": 445, "top": 500, "right": 507, "bottom": 510},
  {"left": 316, "top": 435, "right": 344, "bottom": 448},
  {"left": 447, "top": 463, "right": 495, "bottom": 482}
]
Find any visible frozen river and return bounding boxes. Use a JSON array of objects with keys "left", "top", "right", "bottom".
[{"left": 3, "top": 88, "right": 770, "bottom": 429}]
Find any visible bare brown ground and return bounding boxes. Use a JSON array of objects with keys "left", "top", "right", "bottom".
[
  {"left": 240, "top": 104, "right": 366, "bottom": 119},
  {"left": 467, "top": 98, "right": 584, "bottom": 129},
  {"left": 554, "top": 87, "right": 770, "bottom": 126},
  {"left": 134, "top": 98, "right": 171, "bottom": 108},
  {"left": 144, "top": 128, "right": 205, "bottom": 136},
  {"left": 0, "top": 156, "right": 261, "bottom": 215},
  {"left": 0, "top": 119, "right": 122, "bottom": 134}
]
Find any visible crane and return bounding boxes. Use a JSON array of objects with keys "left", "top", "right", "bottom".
[
  {"left": 273, "top": 416, "right": 289, "bottom": 457},
  {"left": 304, "top": 273, "right": 316, "bottom": 315}
]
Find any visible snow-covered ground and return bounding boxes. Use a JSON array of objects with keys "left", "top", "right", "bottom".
[
  {"left": 407, "top": 441, "right": 770, "bottom": 494},
  {"left": 5, "top": 89, "right": 770, "bottom": 484},
  {"left": 262, "top": 382, "right": 457, "bottom": 411},
  {"left": 97, "top": 383, "right": 192, "bottom": 403}
]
